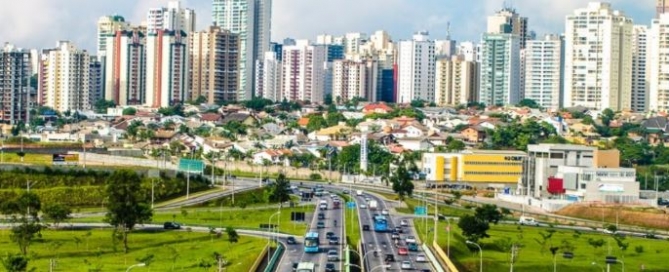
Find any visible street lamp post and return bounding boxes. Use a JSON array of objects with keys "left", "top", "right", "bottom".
[
  {"left": 267, "top": 211, "right": 281, "bottom": 264},
  {"left": 466, "top": 240, "right": 483, "bottom": 272},
  {"left": 591, "top": 262, "right": 604, "bottom": 272},
  {"left": 349, "top": 249, "right": 380, "bottom": 271},
  {"left": 617, "top": 259, "right": 625, "bottom": 272},
  {"left": 125, "top": 263, "right": 146, "bottom": 272}
]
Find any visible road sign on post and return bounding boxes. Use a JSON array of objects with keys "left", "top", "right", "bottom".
[
  {"left": 179, "top": 158, "right": 204, "bottom": 174},
  {"left": 414, "top": 206, "right": 427, "bottom": 215}
]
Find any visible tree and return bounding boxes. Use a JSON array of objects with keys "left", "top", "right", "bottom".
[
  {"left": 244, "top": 97, "right": 273, "bottom": 111},
  {"left": 104, "top": 170, "right": 153, "bottom": 253},
  {"left": 517, "top": 98, "right": 540, "bottom": 109},
  {"left": 122, "top": 107, "right": 137, "bottom": 116},
  {"left": 94, "top": 99, "right": 116, "bottom": 114},
  {"left": 475, "top": 204, "right": 503, "bottom": 224},
  {"left": 324, "top": 94, "right": 333, "bottom": 105},
  {"left": 42, "top": 203, "right": 71, "bottom": 228},
  {"left": 410, "top": 99, "right": 425, "bottom": 108},
  {"left": 269, "top": 173, "right": 291, "bottom": 207},
  {"left": 601, "top": 108, "right": 615, "bottom": 126},
  {"left": 306, "top": 115, "right": 328, "bottom": 132},
  {"left": 1, "top": 254, "right": 32, "bottom": 272},
  {"left": 447, "top": 139, "right": 466, "bottom": 152},
  {"left": 388, "top": 157, "right": 415, "bottom": 205},
  {"left": 326, "top": 112, "right": 346, "bottom": 127},
  {"left": 0, "top": 192, "right": 43, "bottom": 255},
  {"left": 458, "top": 215, "right": 490, "bottom": 243},
  {"left": 226, "top": 227, "right": 239, "bottom": 243}
]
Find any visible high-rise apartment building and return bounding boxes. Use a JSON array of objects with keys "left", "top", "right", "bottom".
[
  {"left": 39, "top": 41, "right": 90, "bottom": 112},
  {"left": 396, "top": 31, "right": 436, "bottom": 104},
  {"left": 647, "top": 13, "right": 669, "bottom": 112},
  {"left": 332, "top": 59, "right": 378, "bottom": 102},
  {"left": 281, "top": 40, "right": 327, "bottom": 103},
  {"left": 256, "top": 51, "right": 282, "bottom": 101},
  {"left": 523, "top": 34, "right": 564, "bottom": 110},
  {"left": 189, "top": 26, "right": 239, "bottom": 104},
  {"left": 146, "top": 30, "right": 189, "bottom": 108},
  {"left": 0, "top": 44, "right": 30, "bottom": 124},
  {"left": 146, "top": 1, "right": 195, "bottom": 34},
  {"left": 89, "top": 56, "right": 103, "bottom": 107},
  {"left": 213, "top": 0, "right": 271, "bottom": 100},
  {"left": 457, "top": 41, "right": 478, "bottom": 62},
  {"left": 563, "top": 2, "right": 633, "bottom": 111},
  {"left": 487, "top": 7, "right": 529, "bottom": 49},
  {"left": 435, "top": 55, "right": 478, "bottom": 106},
  {"left": 632, "top": 25, "right": 648, "bottom": 112},
  {"left": 97, "top": 15, "right": 130, "bottom": 58},
  {"left": 658, "top": 0, "right": 669, "bottom": 17},
  {"left": 343, "top": 32, "right": 368, "bottom": 56},
  {"left": 103, "top": 29, "right": 147, "bottom": 106},
  {"left": 478, "top": 32, "right": 521, "bottom": 106}
]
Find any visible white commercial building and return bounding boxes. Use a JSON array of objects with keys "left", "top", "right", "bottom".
[
  {"left": 396, "top": 31, "right": 436, "bottom": 104},
  {"left": 212, "top": 0, "right": 272, "bottom": 101},
  {"left": 281, "top": 40, "right": 327, "bottom": 103},
  {"left": 647, "top": 13, "right": 669, "bottom": 112},
  {"left": 523, "top": 34, "right": 563, "bottom": 110},
  {"left": 563, "top": 2, "right": 633, "bottom": 111},
  {"left": 435, "top": 55, "right": 478, "bottom": 106},
  {"left": 39, "top": 41, "right": 91, "bottom": 112},
  {"left": 103, "top": 29, "right": 147, "bottom": 106},
  {"left": 524, "top": 144, "right": 597, "bottom": 198},
  {"left": 631, "top": 25, "right": 648, "bottom": 112},
  {"left": 256, "top": 51, "right": 282, "bottom": 101},
  {"left": 554, "top": 166, "right": 638, "bottom": 203}
]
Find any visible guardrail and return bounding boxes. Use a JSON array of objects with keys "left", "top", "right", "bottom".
[
  {"left": 421, "top": 243, "right": 445, "bottom": 272},
  {"left": 263, "top": 244, "right": 285, "bottom": 272},
  {"left": 250, "top": 245, "right": 269, "bottom": 272},
  {"left": 432, "top": 241, "right": 459, "bottom": 272}
]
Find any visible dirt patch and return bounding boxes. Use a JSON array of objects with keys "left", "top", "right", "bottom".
[{"left": 555, "top": 203, "right": 669, "bottom": 230}]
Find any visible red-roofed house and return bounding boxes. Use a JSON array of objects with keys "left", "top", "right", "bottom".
[
  {"left": 298, "top": 117, "right": 310, "bottom": 127},
  {"left": 200, "top": 113, "right": 222, "bottom": 125},
  {"left": 362, "top": 103, "right": 393, "bottom": 115},
  {"left": 252, "top": 149, "right": 293, "bottom": 165}
]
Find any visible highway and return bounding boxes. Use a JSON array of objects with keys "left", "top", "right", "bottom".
[
  {"left": 356, "top": 190, "right": 434, "bottom": 272},
  {"left": 278, "top": 187, "right": 345, "bottom": 272}
]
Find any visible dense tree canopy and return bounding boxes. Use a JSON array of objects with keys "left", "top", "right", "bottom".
[{"left": 105, "top": 170, "right": 153, "bottom": 253}]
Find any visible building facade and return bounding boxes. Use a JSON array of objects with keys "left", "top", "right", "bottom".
[
  {"left": 563, "top": 2, "right": 633, "bottom": 111},
  {"left": 146, "top": 1, "right": 195, "bottom": 34},
  {"left": 478, "top": 32, "right": 521, "bottom": 106},
  {"left": 189, "top": 26, "right": 239, "bottom": 104},
  {"left": 281, "top": 40, "right": 327, "bottom": 103},
  {"left": 0, "top": 44, "right": 30, "bottom": 124},
  {"left": 523, "top": 34, "right": 564, "bottom": 110},
  {"left": 212, "top": 0, "right": 272, "bottom": 100},
  {"left": 647, "top": 14, "right": 669, "bottom": 112},
  {"left": 631, "top": 25, "right": 648, "bottom": 112},
  {"left": 434, "top": 55, "right": 479, "bottom": 106},
  {"left": 256, "top": 51, "right": 282, "bottom": 101},
  {"left": 89, "top": 57, "right": 103, "bottom": 107},
  {"left": 97, "top": 15, "right": 130, "bottom": 58},
  {"left": 553, "top": 165, "right": 638, "bottom": 203},
  {"left": 145, "top": 30, "right": 189, "bottom": 108},
  {"left": 332, "top": 59, "right": 378, "bottom": 102},
  {"left": 396, "top": 31, "right": 436, "bottom": 104},
  {"left": 39, "top": 41, "right": 91, "bottom": 112},
  {"left": 487, "top": 8, "right": 529, "bottom": 49},
  {"left": 422, "top": 150, "right": 527, "bottom": 187},
  {"left": 103, "top": 29, "right": 147, "bottom": 106}
]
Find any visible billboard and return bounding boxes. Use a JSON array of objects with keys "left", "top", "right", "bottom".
[
  {"left": 52, "top": 154, "right": 79, "bottom": 166},
  {"left": 178, "top": 158, "right": 204, "bottom": 174},
  {"left": 598, "top": 183, "right": 624, "bottom": 193}
]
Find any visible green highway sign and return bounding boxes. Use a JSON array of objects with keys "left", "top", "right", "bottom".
[{"left": 179, "top": 158, "right": 204, "bottom": 174}]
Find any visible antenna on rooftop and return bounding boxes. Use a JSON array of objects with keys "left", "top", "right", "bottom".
[{"left": 446, "top": 22, "right": 451, "bottom": 40}]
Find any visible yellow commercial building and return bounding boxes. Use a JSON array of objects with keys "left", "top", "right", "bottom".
[{"left": 422, "top": 150, "right": 527, "bottom": 187}]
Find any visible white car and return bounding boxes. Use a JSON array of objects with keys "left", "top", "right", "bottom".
[
  {"left": 359, "top": 204, "right": 367, "bottom": 209},
  {"left": 400, "top": 219, "right": 409, "bottom": 227},
  {"left": 405, "top": 236, "right": 416, "bottom": 244},
  {"left": 416, "top": 254, "right": 427, "bottom": 262},
  {"left": 400, "top": 261, "right": 412, "bottom": 270},
  {"left": 518, "top": 216, "right": 539, "bottom": 226},
  {"left": 381, "top": 209, "right": 389, "bottom": 215}
]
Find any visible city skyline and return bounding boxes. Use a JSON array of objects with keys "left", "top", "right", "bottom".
[{"left": 0, "top": 0, "right": 654, "bottom": 52}]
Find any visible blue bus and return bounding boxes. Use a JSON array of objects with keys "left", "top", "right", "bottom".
[
  {"left": 304, "top": 232, "right": 320, "bottom": 253},
  {"left": 373, "top": 215, "right": 388, "bottom": 232}
]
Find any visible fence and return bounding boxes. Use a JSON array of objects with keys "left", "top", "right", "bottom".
[{"left": 263, "top": 244, "right": 285, "bottom": 272}]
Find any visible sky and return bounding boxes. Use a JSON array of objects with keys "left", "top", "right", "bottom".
[{"left": 0, "top": 0, "right": 656, "bottom": 53}]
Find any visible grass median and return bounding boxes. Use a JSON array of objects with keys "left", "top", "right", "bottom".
[
  {"left": 340, "top": 194, "right": 361, "bottom": 247},
  {"left": 415, "top": 219, "right": 668, "bottom": 272},
  {"left": 0, "top": 229, "right": 264, "bottom": 271},
  {"left": 371, "top": 191, "right": 474, "bottom": 217}
]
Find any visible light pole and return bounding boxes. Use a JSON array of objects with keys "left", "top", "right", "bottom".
[
  {"left": 617, "top": 259, "right": 625, "bottom": 272},
  {"left": 466, "top": 240, "right": 483, "bottom": 272},
  {"left": 349, "top": 249, "right": 380, "bottom": 271},
  {"left": 267, "top": 211, "right": 281, "bottom": 264},
  {"left": 591, "top": 262, "right": 604, "bottom": 272},
  {"left": 125, "top": 263, "right": 146, "bottom": 272}
]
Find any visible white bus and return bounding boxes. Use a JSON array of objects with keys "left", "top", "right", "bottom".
[{"left": 296, "top": 262, "right": 315, "bottom": 272}]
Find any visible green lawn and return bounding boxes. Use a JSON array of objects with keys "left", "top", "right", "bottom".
[
  {"left": 340, "top": 194, "right": 361, "bottom": 246},
  {"left": 415, "top": 220, "right": 669, "bottom": 272},
  {"left": 0, "top": 153, "right": 53, "bottom": 165},
  {"left": 70, "top": 206, "right": 314, "bottom": 236},
  {"left": 0, "top": 229, "right": 264, "bottom": 271}
]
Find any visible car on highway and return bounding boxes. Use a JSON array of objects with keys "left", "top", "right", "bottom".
[
  {"left": 329, "top": 237, "right": 339, "bottom": 245},
  {"left": 327, "top": 250, "right": 339, "bottom": 261},
  {"left": 343, "top": 190, "right": 350, "bottom": 194},
  {"left": 363, "top": 225, "right": 370, "bottom": 231},
  {"left": 416, "top": 254, "right": 427, "bottom": 262},
  {"left": 325, "top": 263, "right": 336, "bottom": 272},
  {"left": 286, "top": 236, "right": 297, "bottom": 244},
  {"left": 381, "top": 209, "right": 389, "bottom": 215},
  {"left": 384, "top": 254, "right": 395, "bottom": 262},
  {"left": 317, "top": 221, "right": 325, "bottom": 228},
  {"left": 292, "top": 262, "right": 298, "bottom": 271},
  {"left": 318, "top": 212, "right": 325, "bottom": 220},
  {"left": 408, "top": 242, "right": 418, "bottom": 252},
  {"left": 391, "top": 232, "right": 400, "bottom": 240},
  {"left": 326, "top": 232, "right": 335, "bottom": 238},
  {"left": 398, "top": 247, "right": 409, "bottom": 255},
  {"left": 163, "top": 222, "right": 182, "bottom": 229},
  {"left": 405, "top": 236, "right": 416, "bottom": 244},
  {"left": 364, "top": 197, "right": 371, "bottom": 202},
  {"left": 518, "top": 216, "right": 539, "bottom": 226},
  {"left": 394, "top": 226, "right": 403, "bottom": 233},
  {"left": 330, "top": 194, "right": 337, "bottom": 198},
  {"left": 400, "top": 261, "right": 413, "bottom": 270},
  {"left": 400, "top": 219, "right": 409, "bottom": 227},
  {"left": 359, "top": 204, "right": 367, "bottom": 209}
]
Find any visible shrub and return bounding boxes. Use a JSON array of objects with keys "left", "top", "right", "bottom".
[
  {"left": 309, "top": 173, "right": 322, "bottom": 180},
  {"left": 635, "top": 245, "right": 644, "bottom": 254}
]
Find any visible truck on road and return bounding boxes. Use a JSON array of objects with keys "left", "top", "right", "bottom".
[{"left": 369, "top": 200, "right": 378, "bottom": 210}]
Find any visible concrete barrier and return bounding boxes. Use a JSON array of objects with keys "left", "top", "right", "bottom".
[
  {"left": 251, "top": 245, "right": 269, "bottom": 272},
  {"left": 264, "top": 244, "right": 285, "bottom": 272},
  {"left": 421, "top": 243, "right": 445, "bottom": 272},
  {"left": 432, "top": 241, "right": 459, "bottom": 272}
]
